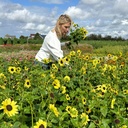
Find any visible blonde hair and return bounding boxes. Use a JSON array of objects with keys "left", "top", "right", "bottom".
[{"left": 55, "top": 14, "right": 72, "bottom": 39}]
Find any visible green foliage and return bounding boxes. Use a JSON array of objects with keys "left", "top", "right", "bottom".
[
  {"left": 69, "top": 23, "right": 88, "bottom": 46},
  {"left": 0, "top": 50, "right": 128, "bottom": 127}
]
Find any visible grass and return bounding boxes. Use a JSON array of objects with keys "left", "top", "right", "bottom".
[{"left": 0, "top": 40, "right": 128, "bottom": 59}]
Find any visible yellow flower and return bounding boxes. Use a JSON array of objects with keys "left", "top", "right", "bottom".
[
  {"left": 66, "top": 94, "right": 70, "bottom": 100},
  {"left": 101, "top": 84, "right": 107, "bottom": 93},
  {"left": 58, "top": 58, "right": 65, "bottom": 66},
  {"left": 64, "top": 76, "right": 70, "bottom": 82},
  {"left": 121, "top": 125, "right": 127, "bottom": 128},
  {"left": 24, "top": 66, "right": 29, "bottom": 71},
  {"left": 8, "top": 66, "right": 16, "bottom": 74},
  {"left": 49, "top": 104, "right": 59, "bottom": 117},
  {"left": 16, "top": 67, "right": 21, "bottom": 73},
  {"left": 0, "top": 98, "right": 18, "bottom": 117},
  {"left": 70, "top": 51, "right": 76, "bottom": 56},
  {"left": 112, "top": 55, "right": 118, "bottom": 61},
  {"left": 66, "top": 106, "right": 72, "bottom": 113},
  {"left": 51, "top": 64, "right": 58, "bottom": 71},
  {"left": 64, "top": 56, "right": 70, "bottom": 64},
  {"left": 123, "top": 90, "right": 128, "bottom": 94},
  {"left": 82, "top": 98, "right": 86, "bottom": 105},
  {"left": 34, "top": 119, "right": 47, "bottom": 128},
  {"left": 70, "top": 107, "right": 78, "bottom": 118},
  {"left": 61, "top": 86, "right": 66, "bottom": 94},
  {"left": 77, "top": 49, "right": 81, "bottom": 56},
  {"left": 0, "top": 73, "right": 6, "bottom": 79},
  {"left": 52, "top": 79, "right": 60, "bottom": 89},
  {"left": 111, "top": 98, "right": 116, "bottom": 109},
  {"left": 80, "top": 113, "right": 90, "bottom": 126},
  {"left": 24, "top": 79, "right": 31, "bottom": 88}
]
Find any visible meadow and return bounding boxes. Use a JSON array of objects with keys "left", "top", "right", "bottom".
[{"left": 0, "top": 40, "right": 128, "bottom": 128}]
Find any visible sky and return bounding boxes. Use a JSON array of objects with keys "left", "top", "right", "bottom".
[{"left": 0, "top": 0, "right": 128, "bottom": 39}]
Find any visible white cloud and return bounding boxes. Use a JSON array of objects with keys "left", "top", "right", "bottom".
[
  {"left": 64, "top": 6, "right": 90, "bottom": 20},
  {"left": 121, "top": 19, "right": 128, "bottom": 25},
  {"left": 30, "top": 0, "right": 66, "bottom": 4},
  {"left": 0, "top": 0, "right": 128, "bottom": 39},
  {"left": 80, "top": 0, "right": 102, "bottom": 4}
]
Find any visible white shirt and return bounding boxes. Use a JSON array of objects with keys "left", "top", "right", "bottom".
[{"left": 35, "top": 30, "right": 64, "bottom": 62}]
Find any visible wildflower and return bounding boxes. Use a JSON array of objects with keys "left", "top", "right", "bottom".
[
  {"left": 111, "top": 98, "right": 116, "bottom": 109},
  {"left": 24, "top": 79, "right": 31, "bottom": 88},
  {"left": 50, "top": 73, "right": 55, "bottom": 79},
  {"left": 51, "top": 64, "right": 58, "bottom": 71},
  {"left": 0, "top": 98, "right": 18, "bottom": 117},
  {"left": 107, "top": 53, "right": 112, "bottom": 58},
  {"left": 77, "top": 49, "right": 81, "bottom": 56},
  {"left": 80, "top": 113, "right": 90, "bottom": 126},
  {"left": 86, "top": 107, "right": 91, "bottom": 114},
  {"left": 34, "top": 119, "right": 47, "bottom": 128},
  {"left": 61, "top": 86, "right": 66, "bottom": 94},
  {"left": 123, "top": 90, "right": 128, "bottom": 95},
  {"left": 66, "top": 94, "right": 70, "bottom": 100},
  {"left": 49, "top": 104, "right": 59, "bottom": 117},
  {"left": 58, "top": 58, "right": 65, "bottom": 66},
  {"left": 82, "top": 98, "right": 86, "bottom": 105},
  {"left": 16, "top": 67, "right": 21, "bottom": 73},
  {"left": 111, "top": 65, "right": 116, "bottom": 71},
  {"left": 64, "top": 76, "right": 70, "bottom": 82},
  {"left": 80, "top": 67, "right": 86, "bottom": 74},
  {"left": 70, "top": 51, "right": 76, "bottom": 56},
  {"left": 66, "top": 106, "right": 72, "bottom": 113},
  {"left": 121, "top": 125, "right": 127, "bottom": 128},
  {"left": 41, "top": 73, "right": 46, "bottom": 78},
  {"left": 52, "top": 79, "right": 60, "bottom": 89},
  {"left": 101, "top": 84, "right": 107, "bottom": 93},
  {"left": 24, "top": 66, "right": 29, "bottom": 71},
  {"left": 64, "top": 56, "right": 70, "bottom": 64},
  {"left": 112, "top": 55, "right": 118, "bottom": 61},
  {"left": 84, "top": 55, "right": 89, "bottom": 60},
  {"left": 0, "top": 73, "right": 6, "bottom": 79},
  {"left": 70, "top": 107, "right": 78, "bottom": 118},
  {"left": 8, "top": 66, "right": 16, "bottom": 74}
]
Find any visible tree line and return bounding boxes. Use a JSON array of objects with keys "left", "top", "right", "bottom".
[{"left": 0, "top": 33, "right": 127, "bottom": 45}]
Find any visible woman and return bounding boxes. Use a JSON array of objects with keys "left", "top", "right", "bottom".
[{"left": 35, "top": 14, "right": 72, "bottom": 69}]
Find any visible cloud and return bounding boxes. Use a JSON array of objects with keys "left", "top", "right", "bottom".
[
  {"left": 30, "top": 0, "right": 66, "bottom": 4},
  {"left": 64, "top": 6, "right": 90, "bottom": 20},
  {"left": 0, "top": 0, "right": 128, "bottom": 39}
]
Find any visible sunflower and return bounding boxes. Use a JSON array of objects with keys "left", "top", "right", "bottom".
[
  {"left": 52, "top": 79, "right": 60, "bottom": 89},
  {"left": 80, "top": 113, "right": 90, "bottom": 126},
  {"left": 24, "top": 79, "right": 31, "bottom": 88},
  {"left": 34, "top": 119, "right": 47, "bottom": 128},
  {"left": 49, "top": 104, "right": 59, "bottom": 117},
  {"left": 64, "top": 76, "right": 70, "bottom": 82},
  {"left": 58, "top": 58, "right": 65, "bottom": 66},
  {"left": 0, "top": 98, "right": 18, "bottom": 117},
  {"left": 66, "top": 106, "right": 72, "bottom": 113},
  {"left": 61, "top": 86, "right": 66, "bottom": 94},
  {"left": 111, "top": 98, "right": 116, "bottom": 109},
  {"left": 82, "top": 97, "right": 86, "bottom": 105},
  {"left": 66, "top": 94, "right": 70, "bottom": 100},
  {"left": 8, "top": 66, "right": 16, "bottom": 74},
  {"left": 16, "top": 67, "right": 21, "bottom": 74},
  {"left": 70, "top": 107, "right": 78, "bottom": 118}
]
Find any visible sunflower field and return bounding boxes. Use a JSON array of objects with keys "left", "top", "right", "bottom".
[{"left": 0, "top": 49, "right": 128, "bottom": 128}]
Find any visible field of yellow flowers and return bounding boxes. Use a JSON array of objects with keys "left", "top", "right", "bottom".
[{"left": 0, "top": 49, "right": 128, "bottom": 128}]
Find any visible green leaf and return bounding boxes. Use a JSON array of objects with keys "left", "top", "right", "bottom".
[
  {"left": 12, "top": 122, "right": 21, "bottom": 128},
  {"left": 88, "top": 122, "right": 96, "bottom": 128},
  {"left": 100, "top": 106, "right": 108, "bottom": 117}
]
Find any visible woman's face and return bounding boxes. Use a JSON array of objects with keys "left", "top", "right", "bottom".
[{"left": 60, "top": 22, "right": 71, "bottom": 36}]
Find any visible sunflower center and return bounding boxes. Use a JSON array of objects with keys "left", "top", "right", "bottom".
[
  {"left": 39, "top": 124, "right": 44, "bottom": 128},
  {"left": 27, "top": 82, "right": 30, "bottom": 85},
  {"left": 6, "top": 105, "right": 12, "bottom": 111}
]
